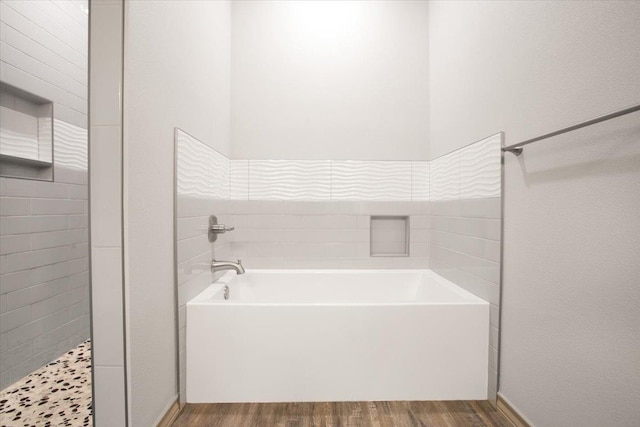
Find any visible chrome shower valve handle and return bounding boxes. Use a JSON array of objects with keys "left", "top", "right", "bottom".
[
  {"left": 208, "top": 215, "right": 235, "bottom": 242},
  {"left": 210, "top": 224, "right": 234, "bottom": 233}
]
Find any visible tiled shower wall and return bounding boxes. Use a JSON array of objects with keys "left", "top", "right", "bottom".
[
  {"left": 175, "top": 130, "right": 502, "bottom": 400},
  {"left": 175, "top": 130, "right": 230, "bottom": 403},
  {"left": 230, "top": 160, "right": 429, "bottom": 201},
  {"left": 226, "top": 159, "right": 430, "bottom": 267},
  {"left": 89, "top": 1, "right": 128, "bottom": 423},
  {"left": 0, "top": 0, "right": 88, "bottom": 128},
  {"left": 0, "top": 0, "right": 89, "bottom": 390},
  {"left": 429, "top": 133, "right": 502, "bottom": 400},
  {"left": 0, "top": 120, "right": 89, "bottom": 390},
  {"left": 175, "top": 129, "right": 430, "bottom": 400},
  {"left": 225, "top": 201, "right": 429, "bottom": 269}
]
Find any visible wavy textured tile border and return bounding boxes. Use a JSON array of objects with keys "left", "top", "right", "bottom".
[
  {"left": 229, "top": 160, "right": 249, "bottom": 200},
  {"left": 54, "top": 120, "right": 87, "bottom": 171},
  {"left": 331, "top": 161, "right": 412, "bottom": 201},
  {"left": 249, "top": 160, "right": 331, "bottom": 200},
  {"left": 430, "top": 151, "right": 459, "bottom": 201},
  {"left": 177, "top": 131, "right": 211, "bottom": 197},
  {"left": 176, "top": 129, "right": 229, "bottom": 199},
  {"left": 176, "top": 133, "right": 499, "bottom": 201},
  {"left": 430, "top": 133, "right": 502, "bottom": 201},
  {"left": 211, "top": 149, "right": 230, "bottom": 200},
  {"left": 459, "top": 134, "right": 501, "bottom": 199},
  {"left": 230, "top": 160, "right": 428, "bottom": 201},
  {"left": 39, "top": 117, "right": 53, "bottom": 161},
  {"left": 411, "top": 162, "right": 429, "bottom": 201}
]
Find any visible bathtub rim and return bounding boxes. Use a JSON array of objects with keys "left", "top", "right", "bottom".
[{"left": 187, "top": 268, "right": 489, "bottom": 307}]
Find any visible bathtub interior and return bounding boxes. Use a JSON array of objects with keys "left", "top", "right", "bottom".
[{"left": 190, "top": 269, "right": 487, "bottom": 305}]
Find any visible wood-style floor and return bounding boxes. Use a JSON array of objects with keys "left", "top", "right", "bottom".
[{"left": 172, "top": 401, "right": 512, "bottom": 427}]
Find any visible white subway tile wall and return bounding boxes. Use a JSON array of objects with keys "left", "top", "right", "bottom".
[
  {"left": 89, "top": 1, "right": 127, "bottom": 423},
  {"left": 175, "top": 130, "right": 231, "bottom": 403},
  {"left": 175, "top": 196, "right": 230, "bottom": 404},
  {"left": 0, "top": 120, "right": 89, "bottom": 390},
  {"left": 93, "top": 365, "right": 127, "bottom": 427},
  {"left": 226, "top": 201, "right": 429, "bottom": 269},
  {"left": 0, "top": 0, "right": 88, "bottom": 128},
  {"left": 428, "top": 133, "right": 502, "bottom": 400}
]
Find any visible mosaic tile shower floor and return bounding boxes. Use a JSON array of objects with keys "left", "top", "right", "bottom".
[{"left": 0, "top": 341, "right": 92, "bottom": 427}]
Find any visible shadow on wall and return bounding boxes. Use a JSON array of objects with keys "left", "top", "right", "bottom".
[{"left": 515, "top": 120, "right": 640, "bottom": 186}]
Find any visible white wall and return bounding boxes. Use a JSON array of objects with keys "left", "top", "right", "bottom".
[
  {"left": 502, "top": 109, "right": 640, "bottom": 427},
  {"left": 231, "top": 0, "right": 429, "bottom": 160},
  {"left": 122, "top": 0, "right": 231, "bottom": 425},
  {"left": 429, "top": 0, "right": 640, "bottom": 158},
  {"left": 429, "top": 1, "right": 640, "bottom": 426}
]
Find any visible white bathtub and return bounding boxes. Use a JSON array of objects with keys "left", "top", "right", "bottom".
[{"left": 186, "top": 269, "right": 489, "bottom": 403}]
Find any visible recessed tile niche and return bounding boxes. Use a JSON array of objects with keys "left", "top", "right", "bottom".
[
  {"left": 0, "top": 82, "right": 54, "bottom": 181},
  {"left": 370, "top": 215, "right": 410, "bottom": 257}
]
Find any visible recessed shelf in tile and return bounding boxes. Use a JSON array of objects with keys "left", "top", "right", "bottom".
[
  {"left": 370, "top": 215, "right": 409, "bottom": 257},
  {"left": 0, "top": 82, "right": 54, "bottom": 180}
]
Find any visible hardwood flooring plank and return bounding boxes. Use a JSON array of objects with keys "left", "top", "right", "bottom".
[{"left": 173, "top": 401, "right": 511, "bottom": 427}]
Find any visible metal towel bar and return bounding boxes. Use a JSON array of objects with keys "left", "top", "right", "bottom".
[{"left": 503, "top": 103, "right": 640, "bottom": 156}]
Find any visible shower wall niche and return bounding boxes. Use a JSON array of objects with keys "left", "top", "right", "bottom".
[
  {"left": 370, "top": 216, "right": 410, "bottom": 257},
  {"left": 0, "top": 83, "right": 54, "bottom": 180}
]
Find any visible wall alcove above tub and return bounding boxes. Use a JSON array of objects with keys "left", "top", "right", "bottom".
[{"left": 370, "top": 215, "right": 410, "bottom": 257}]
